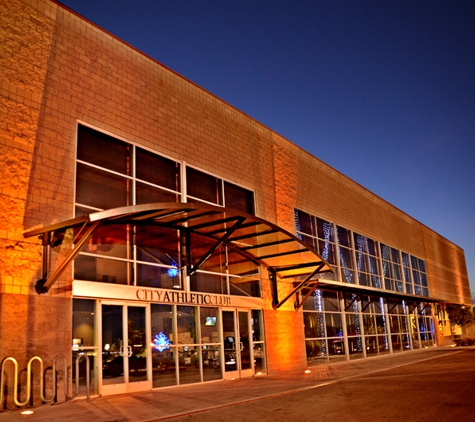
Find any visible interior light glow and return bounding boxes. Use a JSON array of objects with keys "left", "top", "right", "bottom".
[
  {"left": 20, "top": 410, "right": 34, "bottom": 415},
  {"left": 153, "top": 332, "right": 171, "bottom": 352},
  {"left": 304, "top": 369, "right": 311, "bottom": 374}
]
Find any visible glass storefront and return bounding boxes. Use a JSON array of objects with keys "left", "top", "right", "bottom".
[
  {"left": 303, "top": 289, "right": 436, "bottom": 366},
  {"left": 73, "top": 298, "right": 265, "bottom": 396}
]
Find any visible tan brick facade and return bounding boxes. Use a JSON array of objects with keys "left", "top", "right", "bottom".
[{"left": 0, "top": 0, "right": 471, "bottom": 403}]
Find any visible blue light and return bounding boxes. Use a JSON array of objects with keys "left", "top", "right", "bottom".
[
  {"left": 168, "top": 267, "right": 179, "bottom": 277},
  {"left": 153, "top": 332, "right": 171, "bottom": 352}
]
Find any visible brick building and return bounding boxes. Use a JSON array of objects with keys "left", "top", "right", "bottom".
[{"left": 0, "top": 0, "right": 471, "bottom": 404}]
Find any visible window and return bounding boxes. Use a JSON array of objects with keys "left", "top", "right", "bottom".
[
  {"left": 75, "top": 124, "right": 259, "bottom": 297},
  {"left": 294, "top": 210, "right": 337, "bottom": 280},
  {"left": 186, "top": 167, "right": 222, "bottom": 205},
  {"left": 150, "top": 304, "right": 223, "bottom": 388},
  {"left": 337, "top": 226, "right": 355, "bottom": 284},
  {"left": 345, "top": 293, "right": 364, "bottom": 359},
  {"left": 354, "top": 233, "right": 381, "bottom": 288},
  {"left": 303, "top": 290, "right": 345, "bottom": 365},
  {"left": 411, "top": 256, "right": 428, "bottom": 296},
  {"left": 76, "top": 125, "right": 181, "bottom": 215},
  {"left": 302, "top": 290, "right": 435, "bottom": 363},
  {"left": 224, "top": 181, "right": 255, "bottom": 214},
  {"left": 361, "top": 295, "right": 390, "bottom": 356},
  {"left": 294, "top": 209, "right": 429, "bottom": 297},
  {"left": 380, "top": 244, "right": 403, "bottom": 292},
  {"left": 387, "top": 299, "right": 410, "bottom": 352},
  {"left": 186, "top": 167, "right": 255, "bottom": 214}
]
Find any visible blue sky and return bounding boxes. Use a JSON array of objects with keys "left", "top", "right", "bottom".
[{"left": 58, "top": 0, "right": 475, "bottom": 301}]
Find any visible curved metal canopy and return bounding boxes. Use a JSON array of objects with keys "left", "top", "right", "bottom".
[{"left": 24, "top": 202, "right": 333, "bottom": 306}]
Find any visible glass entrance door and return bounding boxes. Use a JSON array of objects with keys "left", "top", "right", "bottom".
[
  {"left": 101, "top": 303, "right": 151, "bottom": 395},
  {"left": 222, "top": 310, "right": 253, "bottom": 379}
]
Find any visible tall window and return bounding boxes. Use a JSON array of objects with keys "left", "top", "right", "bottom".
[
  {"left": 361, "top": 295, "right": 390, "bottom": 356},
  {"left": 387, "top": 299, "right": 410, "bottom": 352},
  {"left": 354, "top": 233, "right": 381, "bottom": 288},
  {"left": 337, "top": 226, "right": 355, "bottom": 284},
  {"left": 380, "top": 244, "right": 403, "bottom": 292},
  {"left": 303, "top": 290, "right": 345, "bottom": 365},
  {"left": 294, "top": 208, "right": 429, "bottom": 297},
  {"left": 411, "top": 256, "right": 428, "bottom": 296},
  {"left": 294, "top": 210, "right": 337, "bottom": 281},
  {"left": 344, "top": 293, "right": 363, "bottom": 359},
  {"left": 74, "top": 124, "right": 259, "bottom": 297}
]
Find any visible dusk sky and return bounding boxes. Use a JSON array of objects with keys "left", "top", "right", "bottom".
[{"left": 58, "top": 0, "right": 475, "bottom": 301}]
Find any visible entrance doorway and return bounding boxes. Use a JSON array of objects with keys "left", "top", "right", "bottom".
[
  {"left": 222, "top": 310, "right": 253, "bottom": 379},
  {"left": 101, "top": 303, "right": 151, "bottom": 395}
]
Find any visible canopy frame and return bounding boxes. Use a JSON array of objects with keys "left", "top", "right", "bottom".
[{"left": 24, "top": 202, "right": 334, "bottom": 307}]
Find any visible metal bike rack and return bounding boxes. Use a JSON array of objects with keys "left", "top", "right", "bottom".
[{"left": 0, "top": 354, "right": 90, "bottom": 409}]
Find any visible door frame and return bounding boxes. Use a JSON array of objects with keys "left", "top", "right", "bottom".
[
  {"left": 222, "top": 309, "right": 254, "bottom": 380},
  {"left": 99, "top": 301, "right": 152, "bottom": 396}
]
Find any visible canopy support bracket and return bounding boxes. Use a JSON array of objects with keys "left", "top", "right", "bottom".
[
  {"left": 35, "top": 221, "right": 101, "bottom": 294},
  {"left": 294, "top": 279, "right": 321, "bottom": 310},
  {"left": 272, "top": 263, "right": 325, "bottom": 310},
  {"left": 188, "top": 217, "right": 246, "bottom": 276}
]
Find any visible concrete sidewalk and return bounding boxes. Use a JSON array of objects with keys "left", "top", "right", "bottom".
[{"left": 0, "top": 347, "right": 467, "bottom": 421}]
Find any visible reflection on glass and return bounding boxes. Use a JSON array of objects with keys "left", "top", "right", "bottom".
[
  {"left": 202, "top": 345, "right": 222, "bottom": 381},
  {"left": 365, "top": 336, "right": 378, "bottom": 355},
  {"left": 190, "top": 272, "right": 227, "bottom": 295},
  {"left": 325, "top": 313, "right": 343, "bottom": 337},
  {"left": 177, "top": 306, "right": 197, "bottom": 344},
  {"left": 306, "top": 339, "right": 327, "bottom": 365},
  {"left": 253, "top": 343, "right": 265, "bottom": 373},
  {"left": 348, "top": 337, "right": 364, "bottom": 359},
  {"left": 137, "top": 264, "right": 181, "bottom": 289},
  {"left": 251, "top": 310, "right": 263, "bottom": 342},
  {"left": 76, "top": 163, "right": 130, "bottom": 210},
  {"left": 200, "top": 307, "right": 222, "bottom": 379},
  {"left": 102, "top": 305, "right": 124, "bottom": 384},
  {"left": 224, "top": 181, "right": 255, "bottom": 214},
  {"left": 73, "top": 299, "right": 95, "bottom": 347},
  {"left": 328, "top": 338, "right": 345, "bottom": 359},
  {"left": 238, "top": 312, "right": 251, "bottom": 371},
  {"left": 222, "top": 311, "right": 236, "bottom": 372},
  {"left": 72, "top": 299, "right": 97, "bottom": 396},
  {"left": 178, "top": 346, "right": 201, "bottom": 385},
  {"left": 151, "top": 304, "right": 176, "bottom": 388},
  {"left": 304, "top": 312, "right": 325, "bottom": 338},
  {"left": 128, "top": 307, "right": 147, "bottom": 383},
  {"left": 229, "top": 275, "right": 261, "bottom": 297},
  {"left": 75, "top": 255, "right": 131, "bottom": 285}
]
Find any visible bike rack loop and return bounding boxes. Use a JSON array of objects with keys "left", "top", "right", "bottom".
[{"left": 0, "top": 354, "right": 90, "bottom": 409}]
